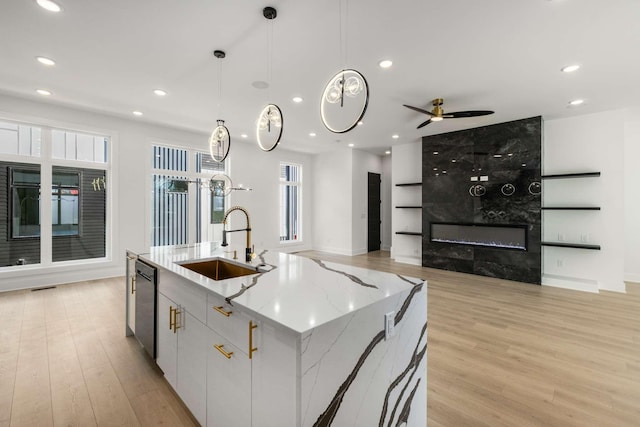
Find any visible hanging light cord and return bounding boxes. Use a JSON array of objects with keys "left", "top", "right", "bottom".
[
  {"left": 339, "top": 0, "right": 350, "bottom": 69},
  {"left": 217, "top": 56, "right": 223, "bottom": 118}
]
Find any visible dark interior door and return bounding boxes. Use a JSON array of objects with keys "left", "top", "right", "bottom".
[{"left": 368, "top": 172, "right": 381, "bottom": 252}]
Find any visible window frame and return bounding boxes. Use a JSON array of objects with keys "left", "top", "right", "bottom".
[
  {"left": 279, "top": 162, "right": 302, "bottom": 244},
  {"left": 9, "top": 166, "right": 41, "bottom": 240}
]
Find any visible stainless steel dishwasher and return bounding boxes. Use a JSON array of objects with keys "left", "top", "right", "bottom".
[{"left": 135, "top": 260, "right": 157, "bottom": 359}]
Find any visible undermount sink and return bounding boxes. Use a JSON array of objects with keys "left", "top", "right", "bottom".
[{"left": 178, "top": 258, "right": 259, "bottom": 281}]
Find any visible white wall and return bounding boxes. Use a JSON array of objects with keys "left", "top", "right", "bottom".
[
  {"left": 624, "top": 108, "right": 640, "bottom": 283},
  {"left": 351, "top": 150, "right": 383, "bottom": 255},
  {"left": 381, "top": 155, "right": 392, "bottom": 251},
  {"left": 391, "top": 142, "right": 422, "bottom": 265},
  {"left": 312, "top": 148, "right": 353, "bottom": 255},
  {"left": 0, "top": 93, "right": 313, "bottom": 291},
  {"left": 542, "top": 110, "right": 626, "bottom": 292},
  {"left": 223, "top": 142, "right": 313, "bottom": 254}
]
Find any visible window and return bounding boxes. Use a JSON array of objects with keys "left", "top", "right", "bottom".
[
  {"left": 1, "top": 120, "right": 110, "bottom": 268},
  {"left": 11, "top": 168, "right": 41, "bottom": 238},
  {"left": 51, "top": 171, "right": 80, "bottom": 236},
  {"left": 280, "top": 163, "right": 301, "bottom": 242},
  {"left": 151, "top": 146, "right": 226, "bottom": 247}
]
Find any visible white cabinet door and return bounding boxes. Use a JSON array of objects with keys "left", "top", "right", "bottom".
[
  {"left": 177, "top": 310, "right": 208, "bottom": 426},
  {"left": 207, "top": 328, "right": 251, "bottom": 427},
  {"left": 156, "top": 293, "right": 177, "bottom": 389}
]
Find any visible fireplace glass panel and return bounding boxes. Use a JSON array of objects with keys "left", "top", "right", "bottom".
[{"left": 430, "top": 223, "right": 527, "bottom": 250}]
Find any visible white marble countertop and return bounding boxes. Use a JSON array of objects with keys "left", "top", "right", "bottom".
[{"left": 137, "top": 242, "right": 425, "bottom": 334}]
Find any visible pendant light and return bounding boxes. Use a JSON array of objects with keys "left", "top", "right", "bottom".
[
  {"left": 256, "top": 6, "right": 284, "bottom": 152},
  {"left": 209, "top": 50, "right": 231, "bottom": 162},
  {"left": 320, "top": 0, "right": 369, "bottom": 134}
]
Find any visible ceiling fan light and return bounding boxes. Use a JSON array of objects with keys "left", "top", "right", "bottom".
[{"left": 431, "top": 116, "right": 444, "bottom": 122}]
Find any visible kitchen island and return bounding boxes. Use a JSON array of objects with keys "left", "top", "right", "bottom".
[{"left": 128, "top": 243, "right": 427, "bottom": 427}]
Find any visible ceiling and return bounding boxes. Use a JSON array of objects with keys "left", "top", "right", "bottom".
[{"left": 1, "top": 0, "right": 639, "bottom": 155}]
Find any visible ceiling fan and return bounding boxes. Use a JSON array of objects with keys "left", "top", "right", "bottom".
[{"left": 403, "top": 98, "right": 494, "bottom": 129}]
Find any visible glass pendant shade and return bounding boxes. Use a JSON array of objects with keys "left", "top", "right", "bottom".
[
  {"left": 209, "top": 119, "right": 230, "bottom": 162},
  {"left": 256, "top": 104, "right": 283, "bottom": 152},
  {"left": 210, "top": 173, "right": 233, "bottom": 196},
  {"left": 320, "top": 69, "right": 369, "bottom": 133}
]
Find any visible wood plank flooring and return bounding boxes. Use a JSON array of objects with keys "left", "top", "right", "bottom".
[
  {"left": 297, "top": 250, "right": 640, "bottom": 427},
  {"left": 0, "top": 251, "right": 638, "bottom": 426},
  {"left": 0, "top": 277, "right": 197, "bottom": 427}
]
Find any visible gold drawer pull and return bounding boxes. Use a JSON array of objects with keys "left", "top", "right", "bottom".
[
  {"left": 249, "top": 321, "right": 258, "bottom": 359},
  {"left": 169, "top": 306, "right": 181, "bottom": 333},
  {"left": 214, "top": 344, "right": 233, "bottom": 359},
  {"left": 213, "top": 305, "right": 232, "bottom": 317},
  {"left": 131, "top": 276, "right": 136, "bottom": 294}
]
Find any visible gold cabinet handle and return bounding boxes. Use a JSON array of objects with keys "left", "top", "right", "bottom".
[
  {"left": 249, "top": 320, "right": 258, "bottom": 359},
  {"left": 213, "top": 305, "right": 232, "bottom": 317},
  {"left": 174, "top": 308, "right": 181, "bottom": 332},
  {"left": 169, "top": 306, "right": 176, "bottom": 331},
  {"left": 214, "top": 344, "right": 233, "bottom": 359},
  {"left": 131, "top": 276, "right": 136, "bottom": 294}
]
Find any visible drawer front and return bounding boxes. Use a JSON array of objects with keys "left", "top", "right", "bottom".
[
  {"left": 207, "top": 292, "right": 256, "bottom": 355},
  {"left": 158, "top": 269, "right": 207, "bottom": 324}
]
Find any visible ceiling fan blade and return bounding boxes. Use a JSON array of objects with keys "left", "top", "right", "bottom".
[
  {"left": 416, "top": 119, "right": 432, "bottom": 129},
  {"left": 445, "top": 110, "right": 495, "bottom": 118},
  {"left": 403, "top": 104, "right": 434, "bottom": 116}
]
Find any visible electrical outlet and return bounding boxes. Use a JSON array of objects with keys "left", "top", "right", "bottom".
[
  {"left": 558, "top": 233, "right": 565, "bottom": 242},
  {"left": 557, "top": 259, "right": 564, "bottom": 268},
  {"left": 384, "top": 312, "right": 395, "bottom": 340},
  {"left": 581, "top": 234, "right": 589, "bottom": 243}
]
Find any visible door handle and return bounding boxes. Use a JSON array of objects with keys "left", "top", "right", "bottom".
[{"left": 131, "top": 276, "right": 136, "bottom": 294}]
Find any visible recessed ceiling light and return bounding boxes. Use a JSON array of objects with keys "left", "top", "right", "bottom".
[
  {"left": 36, "top": 56, "right": 55, "bottom": 66},
  {"left": 451, "top": 159, "right": 456, "bottom": 163},
  {"left": 36, "top": 89, "right": 51, "bottom": 96},
  {"left": 508, "top": 153, "right": 513, "bottom": 156},
  {"left": 569, "top": 99, "right": 584, "bottom": 106},
  {"left": 385, "top": 150, "right": 391, "bottom": 155},
  {"left": 442, "top": 171, "right": 447, "bottom": 174},
  {"left": 493, "top": 154, "right": 502, "bottom": 158},
  {"left": 561, "top": 64, "right": 580, "bottom": 73},
  {"left": 522, "top": 163, "right": 527, "bottom": 167},
  {"left": 357, "top": 121, "right": 363, "bottom": 126},
  {"left": 348, "top": 143, "right": 354, "bottom": 147},
  {"left": 433, "top": 167, "right": 438, "bottom": 171},
  {"left": 240, "top": 134, "right": 248, "bottom": 138},
  {"left": 154, "top": 89, "right": 167, "bottom": 96},
  {"left": 392, "top": 134, "right": 399, "bottom": 139},
  {"left": 378, "top": 59, "right": 393, "bottom": 69},
  {"left": 132, "top": 111, "right": 143, "bottom": 116},
  {"left": 309, "top": 132, "right": 316, "bottom": 137},
  {"left": 433, "top": 151, "right": 439, "bottom": 155},
  {"left": 292, "top": 96, "right": 303, "bottom": 103},
  {"left": 36, "top": 0, "right": 62, "bottom": 12}
]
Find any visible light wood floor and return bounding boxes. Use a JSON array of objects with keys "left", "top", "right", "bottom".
[{"left": 1, "top": 251, "right": 639, "bottom": 426}]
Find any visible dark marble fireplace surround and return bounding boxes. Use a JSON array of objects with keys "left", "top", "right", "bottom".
[{"left": 422, "top": 116, "right": 541, "bottom": 284}]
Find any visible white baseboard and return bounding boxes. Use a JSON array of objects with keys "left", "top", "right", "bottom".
[
  {"left": 624, "top": 273, "right": 640, "bottom": 284},
  {"left": 1, "top": 263, "right": 122, "bottom": 292},
  {"left": 311, "top": 245, "right": 354, "bottom": 256},
  {"left": 542, "top": 274, "right": 599, "bottom": 293},
  {"left": 394, "top": 255, "right": 421, "bottom": 266},
  {"left": 381, "top": 244, "right": 391, "bottom": 251}
]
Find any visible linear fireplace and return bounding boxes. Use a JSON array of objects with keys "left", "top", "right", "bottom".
[{"left": 430, "top": 223, "right": 528, "bottom": 251}]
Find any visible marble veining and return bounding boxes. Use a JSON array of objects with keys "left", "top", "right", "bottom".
[
  {"left": 225, "top": 249, "right": 278, "bottom": 305},
  {"left": 310, "top": 283, "right": 425, "bottom": 426},
  {"left": 311, "top": 258, "right": 379, "bottom": 289},
  {"left": 139, "top": 244, "right": 423, "bottom": 334}
]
